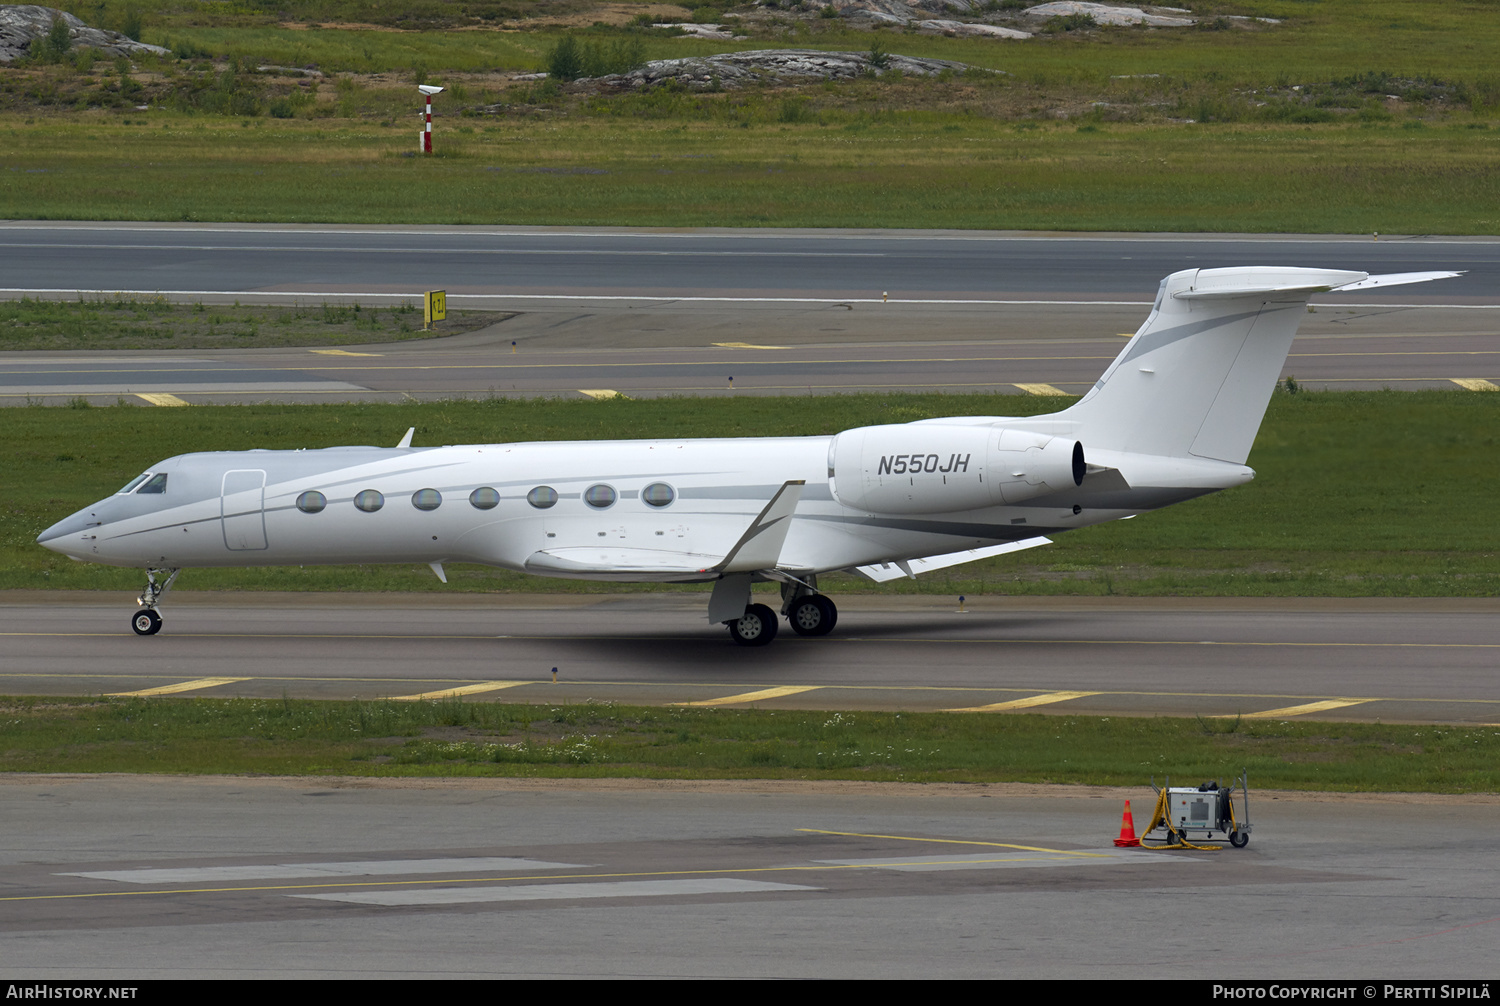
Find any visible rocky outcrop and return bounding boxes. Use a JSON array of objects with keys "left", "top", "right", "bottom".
[
  {"left": 0, "top": 4, "right": 170, "bottom": 63},
  {"left": 585, "top": 49, "right": 978, "bottom": 89},
  {"left": 1022, "top": 2, "right": 1195, "bottom": 27},
  {"left": 651, "top": 22, "right": 750, "bottom": 41},
  {"left": 914, "top": 19, "right": 1031, "bottom": 38},
  {"left": 828, "top": 0, "right": 1198, "bottom": 29}
]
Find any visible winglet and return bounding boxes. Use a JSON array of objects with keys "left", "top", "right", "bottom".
[
  {"left": 716, "top": 480, "right": 805, "bottom": 574},
  {"left": 396, "top": 427, "right": 415, "bottom": 449}
]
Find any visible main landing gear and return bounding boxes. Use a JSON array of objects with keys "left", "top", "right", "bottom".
[
  {"left": 131, "top": 567, "right": 179, "bottom": 636},
  {"left": 724, "top": 579, "right": 839, "bottom": 647}
]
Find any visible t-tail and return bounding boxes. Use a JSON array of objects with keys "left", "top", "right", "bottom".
[{"left": 1055, "top": 266, "right": 1461, "bottom": 465}]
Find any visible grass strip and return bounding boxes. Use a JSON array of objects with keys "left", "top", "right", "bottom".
[
  {"left": 6, "top": 389, "right": 1497, "bottom": 597},
  {"left": 0, "top": 297, "right": 506, "bottom": 351},
  {"left": 4, "top": 116, "right": 1497, "bottom": 233},
  {"left": 2, "top": 696, "right": 1495, "bottom": 793}
]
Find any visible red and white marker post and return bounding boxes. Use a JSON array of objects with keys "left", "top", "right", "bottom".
[{"left": 418, "top": 84, "right": 444, "bottom": 154}]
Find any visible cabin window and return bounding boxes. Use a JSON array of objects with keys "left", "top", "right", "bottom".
[
  {"left": 470, "top": 487, "right": 500, "bottom": 510},
  {"left": 411, "top": 488, "right": 442, "bottom": 511},
  {"left": 354, "top": 489, "right": 384, "bottom": 512},
  {"left": 117, "top": 473, "right": 151, "bottom": 494},
  {"left": 526, "top": 486, "right": 558, "bottom": 509},
  {"left": 583, "top": 484, "right": 616, "bottom": 509},
  {"left": 135, "top": 473, "right": 168, "bottom": 494},
  {"left": 642, "top": 482, "right": 675, "bottom": 508},
  {"left": 296, "top": 491, "right": 327, "bottom": 514}
]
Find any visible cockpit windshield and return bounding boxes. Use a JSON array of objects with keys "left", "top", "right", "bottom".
[
  {"left": 135, "top": 473, "right": 168, "bottom": 494},
  {"left": 117, "top": 473, "right": 152, "bottom": 494}
]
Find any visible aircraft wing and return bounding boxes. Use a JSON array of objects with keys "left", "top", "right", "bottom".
[
  {"left": 524, "top": 547, "right": 722, "bottom": 576},
  {"left": 852, "top": 536, "right": 1053, "bottom": 583},
  {"left": 523, "top": 480, "right": 807, "bottom": 580}
]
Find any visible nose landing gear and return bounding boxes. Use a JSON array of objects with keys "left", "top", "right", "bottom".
[{"left": 131, "top": 567, "right": 180, "bottom": 636}]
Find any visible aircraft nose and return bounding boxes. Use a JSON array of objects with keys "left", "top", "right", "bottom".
[{"left": 36, "top": 508, "right": 104, "bottom": 551}]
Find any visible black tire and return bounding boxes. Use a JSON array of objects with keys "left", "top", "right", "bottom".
[
  {"left": 131, "top": 608, "right": 162, "bottom": 636},
  {"left": 787, "top": 595, "right": 837, "bottom": 637},
  {"left": 727, "top": 603, "right": 778, "bottom": 647},
  {"left": 1229, "top": 830, "right": 1249, "bottom": 848}
]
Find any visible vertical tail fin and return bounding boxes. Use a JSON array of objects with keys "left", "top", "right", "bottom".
[{"left": 1057, "top": 267, "right": 1365, "bottom": 465}]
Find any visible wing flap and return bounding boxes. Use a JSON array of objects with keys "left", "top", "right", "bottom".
[
  {"left": 525, "top": 547, "right": 719, "bottom": 575},
  {"left": 524, "top": 480, "right": 808, "bottom": 580},
  {"left": 853, "top": 536, "right": 1052, "bottom": 583}
]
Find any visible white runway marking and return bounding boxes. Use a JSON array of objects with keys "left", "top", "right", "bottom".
[
  {"left": 0, "top": 382, "right": 364, "bottom": 395},
  {"left": 814, "top": 850, "right": 1180, "bottom": 872},
  {"left": 63, "top": 857, "right": 586, "bottom": 884},
  {"left": 293, "top": 878, "right": 818, "bottom": 906}
]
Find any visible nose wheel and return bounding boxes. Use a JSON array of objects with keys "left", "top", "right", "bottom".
[{"left": 130, "top": 567, "right": 179, "bottom": 636}]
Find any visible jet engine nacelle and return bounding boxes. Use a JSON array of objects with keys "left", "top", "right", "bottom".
[{"left": 830, "top": 424, "right": 1084, "bottom": 514}]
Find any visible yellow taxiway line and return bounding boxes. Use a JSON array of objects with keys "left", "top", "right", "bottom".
[
  {"left": 1236, "top": 699, "right": 1372, "bottom": 719},
  {"left": 134, "top": 392, "right": 189, "bottom": 407},
  {"left": 108, "top": 677, "right": 249, "bottom": 697},
  {"left": 679, "top": 685, "right": 824, "bottom": 707},
  {"left": 797, "top": 829, "right": 1111, "bottom": 857},
  {"left": 948, "top": 690, "right": 1103, "bottom": 713},
  {"left": 1451, "top": 378, "right": 1498, "bottom": 391},
  {"left": 390, "top": 681, "right": 529, "bottom": 701},
  {"left": 1013, "top": 383, "right": 1068, "bottom": 396}
]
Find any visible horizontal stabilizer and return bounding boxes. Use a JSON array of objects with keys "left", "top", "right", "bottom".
[
  {"left": 1331, "top": 270, "right": 1465, "bottom": 292},
  {"left": 853, "top": 536, "right": 1052, "bottom": 583}
]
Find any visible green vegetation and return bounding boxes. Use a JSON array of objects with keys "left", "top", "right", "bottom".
[
  {"left": 0, "top": 297, "right": 506, "bottom": 351},
  {"left": 6, "top": 389, "right": 1497, "bottom": 596},
  {"left": 1, "top": 114, "right": 1495, "bottom": 232},
  {"left": 2, "top": 696, "right": 1495, "bottom": 791},
  {"left": 545, "top": 34, "right": 647, "bottom": 82},
  {"left": 0, "top": 3, "right": 1496, "bottom": 231}
]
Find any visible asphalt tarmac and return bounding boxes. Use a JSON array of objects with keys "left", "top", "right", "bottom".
[
  {"left": 3, "top": 774, "right": 1497, "bottom": 978},
  {"left": 4, "top": 593, "right": 1497, "bottom": 724},
  {"left": 2, "top": 225, "right": 1495, "bottom": 404}
]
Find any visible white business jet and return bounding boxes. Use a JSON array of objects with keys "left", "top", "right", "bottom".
[{"left": 37, "top": 266, "right": 1458, "bottom": 645}]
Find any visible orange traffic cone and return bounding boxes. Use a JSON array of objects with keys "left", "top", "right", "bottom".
[{"left": 1113, "top": 800, "right": 1140, "bottom": 847}]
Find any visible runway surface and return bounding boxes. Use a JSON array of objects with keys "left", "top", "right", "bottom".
[
  {"left": 2, "top": 225, "right": 1496, "bottom": 403},
  {"left": 3, "top": 774, "right": 1497, "bottom": 978},
  {"left": 4, "top": 593, "right": 1497, "bottom": 724},
  {"left": 3, "top": 223, "right": 1498, "bottom": 299}
]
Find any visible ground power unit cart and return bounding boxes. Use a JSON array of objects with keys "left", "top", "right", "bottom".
[{"left": 1144, "top": 771, "right": 1252, "bottom": 849}]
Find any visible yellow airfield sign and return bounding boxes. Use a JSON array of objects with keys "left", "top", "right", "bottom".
[{"left": 424, "top": 290, "right": 446, "bottom": 329}]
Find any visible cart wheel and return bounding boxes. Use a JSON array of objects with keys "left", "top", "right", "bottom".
[{"left": 1229, "top": 830, "right": 1249, "bottom": 848}]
